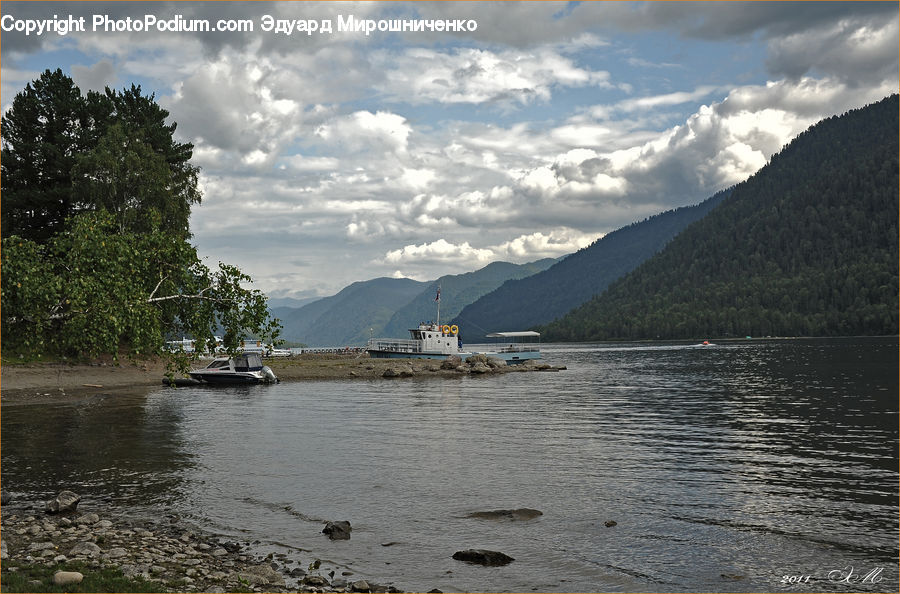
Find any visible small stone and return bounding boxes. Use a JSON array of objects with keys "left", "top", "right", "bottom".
[
  {"left": 0, "top": 540, "right": 7, "bottom": 560},
  {"left": 452, "top": 549, "right": 515, "bottom": 566},
  {"left": 45, "top": 490, "right": 81, "bottom": 514},
  {"left": 604, "top": 520, "right": 617, "bottom": 527},
  {"left": 322, "top": 520, "right": 352, "bottom": 540},
  {"left": 302, "top": 575, "right": 330, "bottom": 587},
  {"left": 95, "top": 519, "right": 114, "bottom": 529},
  {"left": 245, "top": 564, "right": 286, "bottom": 586},
  {"left": 28, "top": 541, "right": 56, "bottom": 552},
  {"left": 107, "top": 547, "right": 128, "bottom": 559},
  {"left": 69, "top": 541, "right": 102, "bottom": 557},
  {"left": 53, "top": 571, "right": 84, "bottom": 585},
  {"left": 75, "top": 513, "right": 100, "bottom": 525},
  {"left": 351, "top": 579, "right": 371, "bottom": 592}
]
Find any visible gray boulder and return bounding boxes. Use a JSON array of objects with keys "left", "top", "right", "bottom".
[
  {"left": 53, "top": 571, "right": 84, "bottom": 585},
  {"left": 323, "top": 520, "right": 352, "bottom": 540},
  {"left": 69, "top": 541, "right": 102, "bottom": 558},
  {"left": 466, "top": 508, "right": 543, "bottom": 521},
  {"left": 302, "top": 575, "right": 331, "bottom": 587},
  {"left": 441, "top": 356, "right": 462, "bottom": 369},
  {"left": 45, "top": 490, "right": 81, "bottom": 514},
  {"left": 452, "top": 548, "right": 515, "bottom": 566},
  {"left": 237, "top": 564, "right": 285, "bottom": 587}
]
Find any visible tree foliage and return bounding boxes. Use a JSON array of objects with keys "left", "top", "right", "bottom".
[
  {"left": 1, "top": 70, "right": 279, "bottom": 365},
  {"left": 541, "top": 95, "right": 899, "bottom": 341},
  {"left": 1, "top": 69, "right": 200, "bottom": 241}
]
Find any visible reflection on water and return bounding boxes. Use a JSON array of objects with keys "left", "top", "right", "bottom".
[{"left": 2, "top": 338, "right": 897, "bottom": 593}]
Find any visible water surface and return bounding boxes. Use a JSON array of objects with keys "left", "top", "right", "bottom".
[{"left": 2, "top": 337, "right": 897, "bottom": 592}]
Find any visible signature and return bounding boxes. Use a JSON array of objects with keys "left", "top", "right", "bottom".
[{"left": 780, "top": 566, "right": 885, "bottom": 587}]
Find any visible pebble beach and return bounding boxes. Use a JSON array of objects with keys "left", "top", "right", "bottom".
[{"left": 1, "top": 492, "right": 402, "bottom": 593}]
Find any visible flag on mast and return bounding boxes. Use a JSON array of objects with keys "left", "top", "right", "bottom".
[{"left": 435, "top": 287, "right": 441, "bottom": 302}]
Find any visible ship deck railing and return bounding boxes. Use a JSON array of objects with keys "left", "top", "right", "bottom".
[{"left": 366, "top": 338, "right": 424, "bottom": 353}]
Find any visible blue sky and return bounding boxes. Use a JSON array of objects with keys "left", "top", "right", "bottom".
[{"left": 2, "top": 2, "right": 898, "bottom": 301}]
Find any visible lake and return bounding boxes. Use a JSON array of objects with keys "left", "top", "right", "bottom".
[{"left": 2, "top": 337, "right": 897, "bottom": 592}]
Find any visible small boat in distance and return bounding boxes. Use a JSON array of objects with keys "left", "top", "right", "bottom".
[
  {"left": 188, "top": 353, "right": 278, "bottom": 384},
  {"left": 484, "top": 331, "right": 542, "bottom": 364}
]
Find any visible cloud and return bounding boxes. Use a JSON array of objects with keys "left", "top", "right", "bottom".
[
  {"left": 492, "top": 229, "right": 600, "bottom": 260},
  {"left": 382, "top": 238, "right": 495, "bottom": 266},
  {"left": 507, "top": 76, "right": 899, "bottom": 214},
  {"left": 371, "top": 44, "right": 613, "bottom": 109},
  {"left": 766, "top": 16, "right": 899, "bottom": 85},
  {"left": 70, "top": 59, "right": 118, "bottom": 92},
  {"left": 315, "top": 110, "right": 411, "bottom": 154}
]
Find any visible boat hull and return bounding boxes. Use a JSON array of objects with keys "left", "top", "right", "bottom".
[
  {"left": 484, "top": 350, "right": 542, "bottom": 365},
  {"left": 188, "top": 371, "right": 266, "bottom": 384},
  {"left": 367, "top": 350, "right": 467, "bottom": 361}
]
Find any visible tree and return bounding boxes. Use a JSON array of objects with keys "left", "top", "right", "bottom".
[
  {"left": 1, "top": 71, "right": 280, "bottom": 367},
  {"left": 0, "top": 69, "right": 88, "bottom": 242},
  {"left": 1, "top": 71, "right": 201, "bottom": 242},
  {"left": 72, "top": 123, "right": 176, "bottom": 234},
  {"left": 1, "top": 210, "right": 280, "bottom": 367},
  {"left": 86, "top": 84, "right": 201, "bottom": 237}
]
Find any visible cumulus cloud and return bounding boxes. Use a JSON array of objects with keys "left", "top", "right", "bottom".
[
  {"left": 383, "top": 239, "right": 495, "bottom": 266},
  {"left": 766, "top": 16, "right": 899, "bottom": 85},
  {"left": 509, "top": 76, "right": 899, "bottom": 212},
  {"left": 372, "top": 44, "right": 613, "bottom": 107},
  {"left": 492, "top": 229, "right": 600, "bottom": 260},
  {"left": 315, "top": 110, "right": 411, "bottom": 154}
]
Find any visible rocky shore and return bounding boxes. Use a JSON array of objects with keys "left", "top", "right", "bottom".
[
  {"left": 1, "top": 491, "right": 403, "bottom": 593},
  {"left": 1, "top": 353, "right": 564, "bottom": 405}
]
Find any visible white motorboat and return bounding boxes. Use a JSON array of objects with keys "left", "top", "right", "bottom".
[{"left": 188, "top": 353, "right": 278, "bottom": 384}]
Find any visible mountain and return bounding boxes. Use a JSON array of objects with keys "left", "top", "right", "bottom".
[
  {"left": 450, "top": 191, "right": 729, "bottom": 339},
  {"left": 268, "top": 296, "right": 322, "bottom": 309},
  {"left": 278, "top": 277, "right": 428, "bottom": 346},
  {"left": 381, "top": 259, "right": 557, "bottom": 338},
  {"left": 542, "top": 95, "right": 899, "bottom": 341}
]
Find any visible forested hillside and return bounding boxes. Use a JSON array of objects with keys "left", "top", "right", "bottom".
[
  {"left": 542, "top": 95, "right": 899, "bottom": 341},
  {"left": 451, "top": 191, "right": 729, "bottom": 339},
  {"left": 381, "top": 259, "right": 556, "bottom": 338}
]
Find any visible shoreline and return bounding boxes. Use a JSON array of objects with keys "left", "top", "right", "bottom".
[
  {"left": 1, "top": 353, "right": 563, "bottom": 406},
  {"left": 0, "top": 494, "right": 403, "bottom": 593}
]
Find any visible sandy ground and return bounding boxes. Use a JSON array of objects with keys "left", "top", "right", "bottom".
[{"left": 1, "top": 354, "right": 558, "bottom": 406}]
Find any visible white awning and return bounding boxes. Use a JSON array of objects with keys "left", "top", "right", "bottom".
[{"left": 485, "top": 331, "right": 541, "bottom": 338}]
